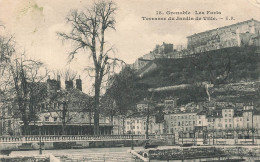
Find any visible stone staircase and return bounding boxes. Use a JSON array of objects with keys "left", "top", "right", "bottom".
[{"left": 58, "top": 151, "right": 136, "bottom": 162}]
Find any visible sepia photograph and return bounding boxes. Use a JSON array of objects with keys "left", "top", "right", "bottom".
[{"left": 0, "top": 0, "right": 260, "bottom": 161}]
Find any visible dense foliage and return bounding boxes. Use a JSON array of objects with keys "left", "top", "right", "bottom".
[
  {"left": 101, "top": 67, "right": 148, "bottom": 116},
  {"left": 141, "top": 46, "right": 260, "bottom": 87}
]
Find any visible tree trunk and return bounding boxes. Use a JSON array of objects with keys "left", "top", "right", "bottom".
[
  {"left": 23, "top": 121, "right": 29, "bottom": 135},
  {"left": 21, "top": 111, "right": 29, "bottom": 135},
  {"left": 89, "top": 111, "right": 92, "bottom": 126},
  {"left": 62, "top": 120, "right": 66, "bottom": 135},
  {"left": 122, "top": 117, "right": 125, "bottom": 135},
  {"left": 94, "top": 77, "right": 101, "bottom": 135},
  {"left": 61, "top": 103, "right": 67, "bottom": 135},
  {"left": 146, "top": 103, "right": 150, "bottom": 139}
]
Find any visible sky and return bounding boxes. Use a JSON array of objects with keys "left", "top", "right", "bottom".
[{"left": 0, "top": 0, "right": 260, "bottom": 93}]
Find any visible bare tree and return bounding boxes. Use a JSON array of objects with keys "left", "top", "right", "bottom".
[
  {"left": 45, "top": 86, "right": 91, "bottom": 135},
  {"left": 46, "top": 90, "right": 73, "bottom": 135},
  {"left": 61, "top": 68, "right": 78, "bottom": 81},
  {"left": 0, "top": 35, "right": 15, "bottom": 76},
  {"left": 1, "top": 48, "right": 49, "bottom": 134},
  {"left": 58, "top": 0, "right": 123, "bottom": 135}
]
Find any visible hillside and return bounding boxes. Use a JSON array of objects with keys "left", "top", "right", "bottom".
[{"left": 137, "top": 46, "right": 260, "bottom": 106}]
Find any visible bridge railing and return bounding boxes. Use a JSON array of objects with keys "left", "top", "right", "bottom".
[{"left": 0, "top": 134, "right": 146, "bottom": 143}]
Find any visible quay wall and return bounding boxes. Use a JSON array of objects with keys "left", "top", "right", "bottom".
[{"left": 0, "top": 139, "right": 148, "bottom": 151}]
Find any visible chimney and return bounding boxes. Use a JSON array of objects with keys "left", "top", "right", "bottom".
[
  {"left": 65, "top": 80, "right": 73, "bottom": 90},
  {"left": 57, "top": 75, "right": 61, "bottom": 89},
  {"left": 47, "top": 77, "right": 58, "bottom": 97},
  {"left": 76, "top": 75, "right": 82, "bottom": 91}
]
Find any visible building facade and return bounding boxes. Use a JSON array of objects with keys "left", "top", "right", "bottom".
[
  {"left": 164, "top": 111, "right": 197, "bottom": 137},
  {"left": 124, "top": 115, "right": 163, "bottom": 135},
  {"left": 187, "top": 19, "right": 260, "bottom": 54}
]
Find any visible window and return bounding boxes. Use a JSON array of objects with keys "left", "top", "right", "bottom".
[
  {"left": 137, "top": 126, "right": 139, "bottom": 129},
  {"left": 225, "top": 119, "right": 227, "bottom": 122},
  {"left": 54, "top": 117, "right": 57, "bottom": 121},
  {"left": 45, "top": 117, "right": 49, "bottom": 121},
  {"left": 133, "top": 126, "right": 135, "bottom": 129},
  {"left": 229, "top": 114, "right": 231, "bottom": 117},
  {"left": 225, "top": 114, "right": 227, "bottom": 117},
  {"left": 229, "top": 124, "right": 232, "bottom": 127},
  {"left": 199, "top": 121, "right": 201, "bottom": 124},
  {"left": 137, "top": 120, "right": 139, "bottom": 123}
]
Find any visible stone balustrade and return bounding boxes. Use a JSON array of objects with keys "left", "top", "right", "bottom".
[{"left": 0, "top": 134, "right": 146, "bottom": 143}]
